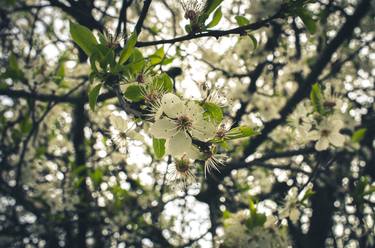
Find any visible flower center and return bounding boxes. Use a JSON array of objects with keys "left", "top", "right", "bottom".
[
  {"left": 136, "top": 74, "right": 145, "bottom": 84},
  {"left": 324, "top": 100, "right": 336, "bottom": 108},
  {"left": 185, "top": 10, "right": 197, "bottom": 21},
  {"left": 321, "top": 129, "right": 330, "bottom": 137},
  {"left": 176, "top": 159, "right": 190, "bottom": 173},
  {"left": 119, "top": 132, "right": 128, "bottom": 139},
  {"left": 176, "top": 115, "right": 192, "bottom": 131},
  {"left": 144, "top": 91, "right": 159, "bottom": 103}
]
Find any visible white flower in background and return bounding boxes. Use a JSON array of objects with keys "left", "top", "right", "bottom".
[
  {"left": 288, "top": 103, "right": 316, "bottom": 144},
  {"left": 288, "top": 103, "right": 313, "bottom": 128},
  {"left": 222, "top": 210, "right": 250, "bottom": 248},
  {"left": 109, "top": 115, "right": 137, "bottom": 152},
  {"left": 308, "top": 115, "right": 346, "bottom": 151},
  {"left": 168, "top": 155, "right": 196, "bottom": 189},
  {"left": 149, "top": 93, "right": 216, "bottom": 157},
  {"left": 202, "top": 84, "right": 229, "bottom": 108},
  {"left": 221, "top": 210, "right": 291, "bottom": 248},
  {"left": 252, "top": 94, "right": 284, "bottom": 121},
  {"left": 323, "top": 84, "right": 344, "bottom": 113},
  {"left": 280, "top": 187, "right": 300, "bottom": 224},
  {"left": 252, "top": 169, "right": 274, "bottom": 193}
]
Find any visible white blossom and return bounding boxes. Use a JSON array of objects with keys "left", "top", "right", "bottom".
[
  {"left": 149, "top": 93, "right": 216, "bottom": 157},
  {"left": 309, "top": 115, "right": 346, "bottom": 151},
  {"left": 109, "top": 115, "right": 137, "bottom": 152}
]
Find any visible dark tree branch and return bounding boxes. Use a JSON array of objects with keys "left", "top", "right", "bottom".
[
  {"left": 134, "top": 0, "right": 152, "bottom": 35},
  {"left": 136, "top": 12, "right": 284, "bottom": 47}
]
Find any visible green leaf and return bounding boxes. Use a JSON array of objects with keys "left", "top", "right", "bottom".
[
  {"left": 203, "top": 102, "right": 223, "bottom": 124},
  {"left": 301, "top": 188, "right": 316, "bottom": 202},
  {"left": 245, "top": 197, "right": 267, "bottom": 229},
  {"left": 225, "top": 126, "right": 258, "bottom": 140},
  {"left": 124, "top": 49, "right": 145, "bottom": 75},
  {"left": 161, "top": 57, "right": 174, "bottom": 65},
  {"left": 1, "top": 54, "right": 24, "bottom": 81},
  {"left": 248, "top": 34, "right": 258, "bottom": 50},
  {"left": 0, "top": 82, "right": 9, "bottom": 90},
  {"left": 124, "top": 84, "right": 144, "bottom": 102},
  {"left": 119, "top": 32, "right": 138, "bottom": 64},
  {"left": 235, "top": 15, "right": 250, "bottom": 26},
  {"left": 222, "top": 210, "right": 231, "bottom": 219},
  {"left": 298, "top": 9, "right": 317, "bottom": 34},
  {"left": 310, "top": 83, "right": 325, "bottom": 115},
  {"left": 69, "top": 21, "right": 98, "bottom": 56},
  {"left": 54, "top": 62, "right": 65, "bottom": 85},
  {"left": 153, "top": 138, "right": 166, "bottom": 159},
  {"left": 149, "top": 47, "right": 165, "bottom": 65},
  {"left": 206, "top": 7, "right": 222, "bottom": 28},
  {"left": 204, "top": 0, "right": 223, "bottom": 16},
  {"left": 351, "top": 128, "right": 367, "bottom": 143},
  {"left": 20, "top": 116, "right": 32, "bottom": 134},
  {"left": 153, "top": 73, "right": 173, "bottom": 92},
  {"left": 88, "top": 84, "right": 102, "bottom": 111},
  {"left": 90, "top": 169, "right": 103, "bottom": 186}
]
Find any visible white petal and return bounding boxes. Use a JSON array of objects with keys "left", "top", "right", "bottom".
[
  {"left": 185, "top": 145, "right": 202, "bottom": 160},
  {"left": 333, "top": 120, "right": 344, "bottom": 131},
  {"left": 149, "top": 119, "right": 176, "bottom": 139},
  {"left": 166, "top": 132, "right": 192, "bottom": 156},
  {"left": 289, "top": 208, "right": 301, "bottom": 223},
  {"left": 161, "top": 93, "right": 184, "bottom": 118},
  {"left": 315, "top": 138, "right": 329, "bottom": 151},
  {"left": 191, "top": 120, "right": 216, "bottom": 141},
  {"left": 185, "top": 101, "right": 204, "bottom": 120},
  {"left": 328, "top": 132, "right": 345, "bottom": 147},
  {"left": 308, "top": 130, "right": 320, "bottom": 141},
  {"left": 110, "top": 115, "right": 128, "bottom": 130}
]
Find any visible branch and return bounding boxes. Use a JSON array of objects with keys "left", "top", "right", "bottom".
[
  {"left": 136, "top": 13, "right": 282, "bottom": 47},
  {"left": 134, "top": 0, "right": 152, "bottom": 35}
]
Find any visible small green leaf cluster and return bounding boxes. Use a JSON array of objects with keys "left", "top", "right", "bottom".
[{"left": 70, "top": 22, "right": 174, "bottom": 111}]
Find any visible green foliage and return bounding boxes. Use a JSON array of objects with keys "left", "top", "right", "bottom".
[
  {"left": 1, "top": 54, "right": 24, "bottom": 81},
  {"left": 119, "top": 32, "right": 138, "bottom": 65},
  {"left": 235, "top": 15, "right": 250, "bottom": 26},
  {"left": 297, "top": 8, "right": 317, "bottom": 34},
  {"left": 204, "top": 0, "right": 224, "bottom": 17},
  {"left": 124, "top": 49, "right": 146, "bottom": 75},
  {"left": 153, "top": 138, "right": 166, "bottom": 159},
  {"left": 245, "top": 198, "right": 267, "bottom": 230},
  {"left": 90, "top": 168, "right": 104, "bottom": 186},
  {"left": 88, "top": 83, "right": 102, "bottom": 111},
  {"left": 202, "top": 102, "right": 223, "bottom": 124},
  {"left": 54, "top": 62, "right": 65, "bottom": 85},
  {"left": 124, "top": 84, "right": 144, "bottom": 102},
  {"left": 20, "top": 116, "right": 32, "bottom": 134},
  {"left": 153, "top": 73, "right": 173, "bottom": 92},
  {"left": 351, "top": 128, "right": 367, "bottom": 143},
  {"left": 301, "top": 188, "right": 316, "bottom": 203},
  {"left": 248, "top": 34, "right": 258, "bottom": 50},
  {"left": 310, "top": 83, "right": 325, "bottom": 115},
  {"left": 206, "top": 7, "right": 223, "bottom": 28},
  {"left": 69, "top": 21, "right": 98, "bottom": 56},
  {"left": 149, "top": 47, "right": 165, "bottom": 65},
  {"left": 227, "top": 126, "right": 258, "bottom": 140}
]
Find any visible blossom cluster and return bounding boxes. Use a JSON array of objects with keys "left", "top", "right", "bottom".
[
  {"left": 220, "top": 210, "right": 291, "bottom": 248},
  {"left": 288, "top": 84, "right": 347, "bottom": 151}
]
